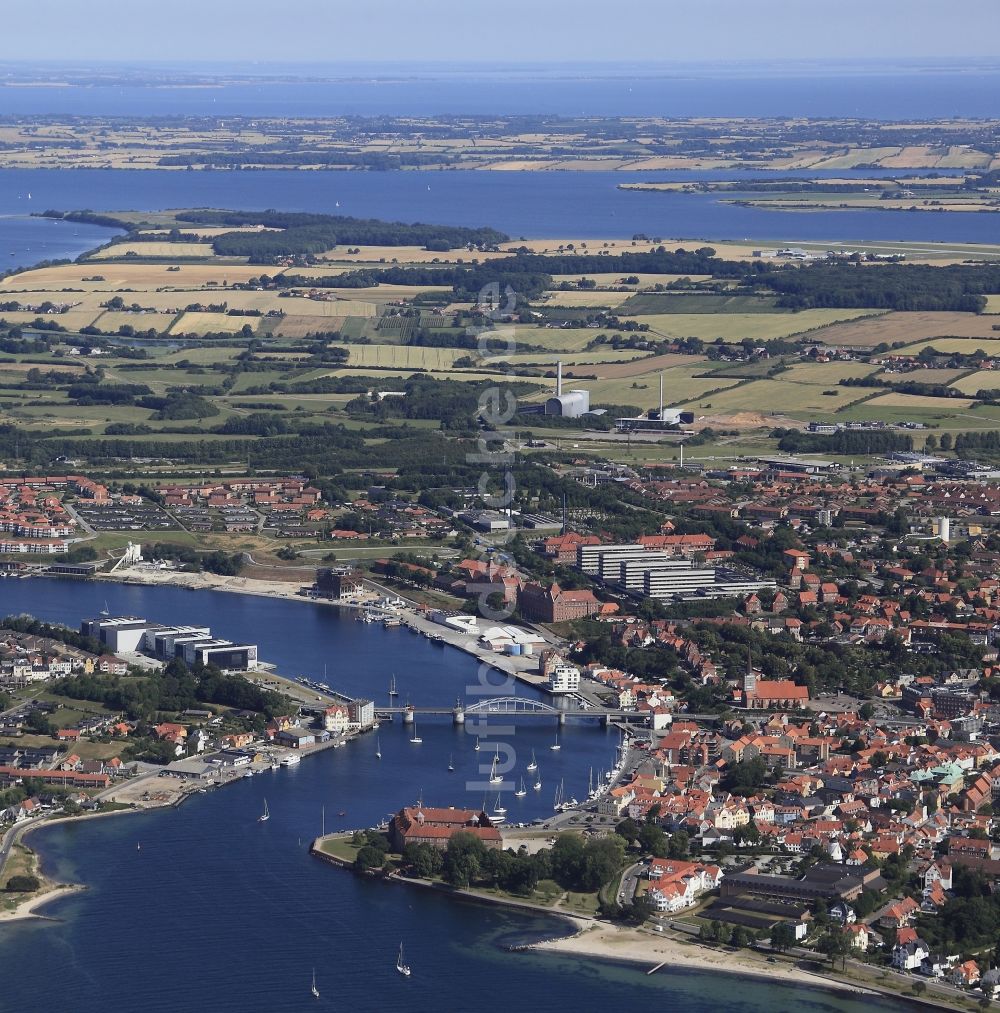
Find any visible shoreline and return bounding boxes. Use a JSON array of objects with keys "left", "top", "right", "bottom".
[
  {"left": 80, "top": 567, "right": 551, "bottom": 693},
  {"left": 309, "top": 844, "right": 944, "bottom": 1009},
  {"left": 0, "top": 883, "right": 87, "bottom": 924}
]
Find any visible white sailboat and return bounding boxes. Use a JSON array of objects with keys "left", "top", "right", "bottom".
[
  {"left": 550, "top": 733, "right": 561, "bottom": 751},
  {"left": 488, "top": 754, "right": 502, "bottom": 784},
  {"left": 492, "top": 793, "right": 507, "bottom": 822},
  {"left": 100, "top": 599, "right": 110, "bottom": 617},
  {"left": 396, "top": 942, "right": 411, "bottom": 976},
  {"left": 533, "top": 773, "right": 542, "bottom": 791},
  {"left": 447, "top": 754, "right": 455, "bottom": 771},
  {"left": 514, "top": 776, "right": 526, "bottom": 798},
  {"left": 259, "top": 798, "right": 270, "bottom": 822},
  {"left": 526, "top": 749, "right": 537, "bottom": 772},
  {"left": 473, "top": 736, "right": 480, "bottom": 752},
  {"left": 389, "top": 675, "right": 398, "bottom": 697},
  {"left": 553, "top": 779, "right": 564, "bottom": 811},
  {"left": 409, "top": 721, "right": 422, "bottom": 744},
  {"left": 311, "top": 968, "right": 320, "bottom": 998},
  {"left": 375, "top": 736, "right": 382, "bottom": 760}
]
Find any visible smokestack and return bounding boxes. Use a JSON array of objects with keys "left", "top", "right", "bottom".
[
  {"left": 557, "top": 361, "right": 563, "bottom": 397},
  {"left": 659, "top": 372, "right": 664, "bottom": 421}
]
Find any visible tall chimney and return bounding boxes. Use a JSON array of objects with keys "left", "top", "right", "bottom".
[{"left": 556, "top": 361, "right": 563, "bottom": 398}]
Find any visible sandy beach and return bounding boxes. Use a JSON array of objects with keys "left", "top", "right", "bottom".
[
  {"left": 532, "top": 923, "right": 874, "bottom": 995},
  {"left": 0, "top": 884, "right": 85, "bottom": 924}
]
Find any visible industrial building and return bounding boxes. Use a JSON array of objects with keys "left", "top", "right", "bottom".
[
  {"left": 81, "top": 616, "right": 258, "bottom": 671},
  {"left": 544, "top": 362, "right": 591, "bottom": 417},
  {"left": 615, "top": 373, "right": 695, "bottom": 432}
]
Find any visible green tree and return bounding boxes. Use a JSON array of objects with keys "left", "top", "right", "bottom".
[
  {"left": 770, "top": 922, "right": 795, "bottom": 952},
  {"left": 443, "top": 832, "right": 487, "bottom": 888},
  {"left": 4, "top": 874, "right": 40, "bottom": 892}
]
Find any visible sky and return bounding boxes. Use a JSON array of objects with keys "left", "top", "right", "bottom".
[{"left": 1, "top": 0, "right": 999, "bottom": 66}]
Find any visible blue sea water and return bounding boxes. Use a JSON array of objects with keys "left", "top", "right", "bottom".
[
  {"left": 0, "top": 579, "right": 907, "bottom": 1012},
  {"left": 2, "top": 69, "right": 1000, "bottom": 118},
  {"left": 1, "top": 166, "right": 1000, "bottom": 264}
]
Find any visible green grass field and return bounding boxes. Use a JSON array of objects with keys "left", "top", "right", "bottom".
[{"left": 677, "top": 376, "right": 877, "bottom": 415}]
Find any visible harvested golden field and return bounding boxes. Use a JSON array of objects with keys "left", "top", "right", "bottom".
[
  {"left": 274, "top": 297, "right": 377, "bottom": 318},
  {"left": 541, "top": 290, "right": 635, "bottom": 308},
  {"left": 948, "top": 370, "right": 1000, "bottom": 394},
  {"left": 864, "top": 391, "right": 977, "bottom": 410},
  {"left": 272, "top": 315, "right": 348, "bottom": 338},
  {"left": 345, "top": 345, "right": 465, "bottom": 370},
  {"left": 88, "top": 241, "right": 215, "bottom": 260},
  {"left": 170, "top": 312, "right": 262, "bottom": 336},
  {"left": 900, "top": 338, "right": 1000, "bottom": 356},
  {"left": 633, "top": 309, "right": 873, "bottom": 342},
  {"left": 0, "top": 263, "right": 264, "bottom": 289},
  {"left": 810, "top": 311, "right": 1000, "bottom": 348},
  {"left": 0, "top": 309, "right": 102, "bottom": 330}
]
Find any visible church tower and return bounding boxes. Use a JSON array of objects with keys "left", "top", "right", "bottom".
[{"left": 743, "top": 645, "right": 756, "bottom": 696}]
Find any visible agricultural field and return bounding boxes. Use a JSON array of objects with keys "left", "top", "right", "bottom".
[
  {"left": 676, "top": 376, "right": 877, "bottom": 415},
  {"left": 0, "top": 262, "right": 264, "bottom": 290},
  {"left": 626, "top": 309, "right": 876, "bottom": 342},
  {"left": 541, "top": 290, "right": 635, "bottom": 308},
  {"left": 864, "top": 391, "right": 977, "bottom": 410},
  {"left": 170, "top": 312, "right": 265, "bottom": 336},
  {"left": 949, "top": 369, "right": 1000, "bottom": 394},
  {"left": 777, "top": 361, "right": 879, "bottom": 384},
  {"left": 343, "top": 345, "right": 467, "bottom": 370},
  {"left": 89, "top": 241, "right": 216, "bottom": 259},
  {"left": 809, "top": 311, "right": 1000, "bottom": 348},
  {"left": 898, "top": 338, "right": 1000, "bottom": 357}
]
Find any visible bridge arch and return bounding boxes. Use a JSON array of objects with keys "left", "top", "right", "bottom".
[{"left": 464, "top": 696, "right": 560, "bottom": 715}]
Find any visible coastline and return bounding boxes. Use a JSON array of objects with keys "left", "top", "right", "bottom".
[
  {"left": 0, "top": 883, "right": 86, "bottom": 924},
  {"left": 530, "top": 922, "right": 858, "bottom": 990},
  {"left": 84, "top": 566, "right": 551, "bottom": 691}
]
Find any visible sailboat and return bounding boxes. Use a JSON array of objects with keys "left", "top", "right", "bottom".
[
  {"left": 550, "top": 733, "right": 561, "bottom": 751},
  {"left": 409, "top": 721, "right": 422, "bottom": 744},
  {"left": 526, "top": 749, "right": 537, "bottom": 772},
  {"left": 100, "top": 599, "right": 110, "bottom": 617},
  {"left": 311, "top": 968, "right": 320, "bottom": 998},
  {"left": 533, "top": 773, "right": 542, "bottom": 791},
  {"left": 492, "top": 793, "right": 507, "bottom": 821},
  {"left": 447, "top": 754, "right": 455, "bottom": 772},
  {"left": 515, "top": 776, "right": 526, "bottom": 798},
  {"left": 473, "top": 736, "right": 481, "bottom": 752},
  {"left": 375, "top": 736, "right": 382, "bottom": 760},
  {"left": 389, "top": 675, "right": 398, "bottom": 697},
  {"left": 488, "top": 754, "right": 503, "bottom": 784},
  {"left": 259, "top": 798, "right": 270, "bottom": 822},
  {"left": 396, "top": 942, "right": 411, "bottom": 976},
  {"left": 553, "top": 779, "right": 565, "bottom": 811}
]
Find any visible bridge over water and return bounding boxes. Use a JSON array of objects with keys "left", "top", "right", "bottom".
[{"left": 376, "top": 696, "right": 676, "bottom": 727}]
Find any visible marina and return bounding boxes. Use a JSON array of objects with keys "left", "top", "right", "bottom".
[{"left": 0, "top": 583, "right": 901, "bottom": 1013}]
